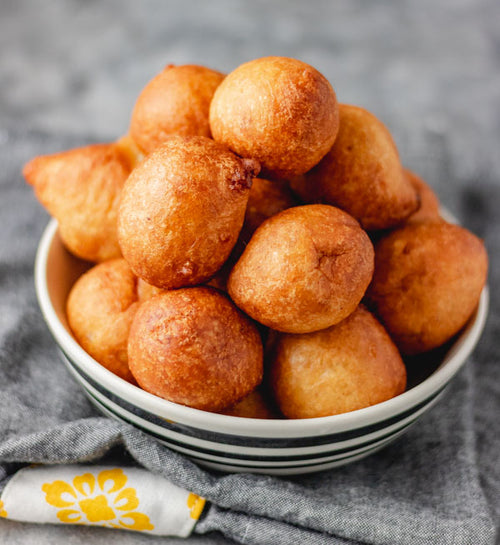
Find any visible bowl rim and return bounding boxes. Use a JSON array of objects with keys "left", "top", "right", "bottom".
[{"left": 35, "top": 218, "right": 489, "bottom": 438}]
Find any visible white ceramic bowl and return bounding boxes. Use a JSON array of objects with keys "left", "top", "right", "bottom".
[{"left": 35, "top": 218, "right": 489, "bottom": 475}]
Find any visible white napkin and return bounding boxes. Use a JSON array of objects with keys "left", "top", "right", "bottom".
[{"left": 0, "top": 464, "right": 205, "bottom": 537}]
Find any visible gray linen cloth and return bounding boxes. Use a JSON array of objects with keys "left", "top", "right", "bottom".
[{"left": 0, "top": 127, "right": 498, "bottom": 545}]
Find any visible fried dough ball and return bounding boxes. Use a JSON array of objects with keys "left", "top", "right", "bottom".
[
  {"left": 269, "top": 306, "right": 407, "bottom": 418},
  {"left": 243, "top": 178, "right": 298, "bottom": 239},
  {"left": 289, "top": 104, "right": 419, "bottom": 230},
  {"left": 114, "top": 134, "right": 144, "bottom": 168},
  {"left": 205, "top": 269, "right": 230, "bottom": 292},
  {"left": 210, "top": 56, "right": 339, "bottom": 179},
  {"left": 136, "top": 278, "right": 165, "bottom": 301},
  {"left": 228, "top": 204, "right": 374, "bottom": 334},
  {"left": 404, "top": 168, "right": 441, "bottom": 225},
  {"left": 221, "top": 388, "right": 280, "bottom": 419},
  {"left": 225, "top": 177, "right": 299, "bottom": 272},
  {"left": 130, "top": 64, "right": 225, "bottom": 155},
  {"left": 118, "top": 135, "right": 260, "bottom": 289},
  {"left": 23, "top": 143, "right": 134, "bottom": 262},
  {"left": 128, "top": 287, "right": 263, "bottom": 412},
  {"left": 203, "top": 178, "right": 296, "bottom": 293},
  {"left": 367, "top": 222, "right": 488, "bottom": 355},
  {"left": 288, "top": 172, "right": 317, "bottom": 203},
  {"left": 67, "top": 259, "right": 140, "bottom": 383}
]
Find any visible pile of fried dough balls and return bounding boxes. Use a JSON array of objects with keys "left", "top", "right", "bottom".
[{"left": 24, "top": 57, "right": 488, "bottom": 419}]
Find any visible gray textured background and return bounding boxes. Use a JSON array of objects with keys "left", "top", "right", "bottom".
[
  {"left": 1, "top": 0, "right": 499, "bottom": 543},
  {"left": 3, "top": 0, "right": 500, "bottom": 216}
]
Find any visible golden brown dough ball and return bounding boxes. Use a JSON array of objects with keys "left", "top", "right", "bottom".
[
  {"left": 222, "top": 177, "right": 299, "bottom": 277},
  {"left": 130, "top": 64, "right": 225, "bottom": 155},
  {"left": 66, "top": 259, "right": 140, "bottom": 383},
  {"left": 228, "top": 204, "right": 374, "bottom": 334},
  {"left": 288, "top": 172, "right": 319, "bottom": 204},
  {"left": 114, "top": 134, "right": 144, "bottom": 168},
  {"left": 243, "top": 178, "right": 297, "bottom": 239},
  {"left": 290, "top": 104, "right": 419, "bottom": 230},
  {"left": 128, "top": 287, "right": 263, "bottom": 412},
  {"left": 118, "top": 135, "right": 260, "bottom": 289},
  {"left": 367, "top": 222, "right": 488, "bottom": 355},
  {"left": 210, "top": 56, "right": 339, "bottom": 179},
  {"left": 221, "top": 388, "right": 280, "bottom": 419},
  {"left": 23, "top": 143, "right": 133, "bottom": 262},
  {"left": 136, "top": 278, "right": 165, "bottom": 301},
  {"left": 269, "top": 306, "right": 407, "bottom": 418},
  {"left": 404, "top": 168, "right": 442, "bottom": 225},
  {"left": 204, "top": 269, "right": 230, "bottom": 292}
]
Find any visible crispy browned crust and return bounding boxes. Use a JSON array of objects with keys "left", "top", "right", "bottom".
[
  {"left": 66, "top": 259, "right": 139, "bottom": 383},
  {"left": 128, "top": 287, "right": 263, "bottom": 411},
  {"left": 209, "top": 56, "right": 339, "bottom": 179},
  {"left": 367, "top": 222, "right": 488, "bottom": 354},
  {"left": 269, "top": 305, "right": 407, "bottom": 418},
  {"left": 403, "top": 168, "right": 442, "bottom": 225},
  {"left": 293, "top": 104, "right": 419, "bottom": 230},
  {"left": 130, "top": 64, "right": 225, "bottom": 154},
  {"left": 118, "top": 135, "right": 260, "bottom": 289},
  {"left": 228, "top": 204, "right": 374, "bottom": 333},
  {"left": 23, "top": 143, "right": 133, "bottom": 262}
]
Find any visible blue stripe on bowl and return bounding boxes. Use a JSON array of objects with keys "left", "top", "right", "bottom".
[
  {"left": 59, "top": 348, "right": 446, "bottom": 450},
  {"left": 87, "top": 390, "right": 409, "bottom": 470},
  {"left": 153, "top": 433, "right": 402, "bottom": 470},
  {"left": 179, "top": 437, "right": 401, "bottom": 469},
  {"left": 84, "top": 382, "right": 421, "bottom": 461}
]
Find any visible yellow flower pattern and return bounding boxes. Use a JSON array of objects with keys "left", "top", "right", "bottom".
[
  {"left": 41, "top": 468, "right": 154, "bottom": 531},
  {"left": 0, "top": 500, "right": 7, "bottom": 518},
  {"left": 187, "top": 492, "right": 205, "bottom": 520}
]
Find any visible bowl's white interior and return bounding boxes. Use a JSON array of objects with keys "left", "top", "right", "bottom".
[{"left": 35, "top": 219, "right": 489, "bottom": 438}]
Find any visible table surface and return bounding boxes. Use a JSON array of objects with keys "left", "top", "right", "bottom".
[{"left": 1, "top": 0, "right": 499, "bottom": 543}]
